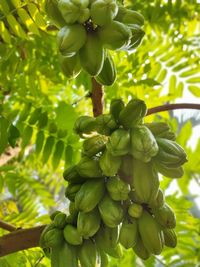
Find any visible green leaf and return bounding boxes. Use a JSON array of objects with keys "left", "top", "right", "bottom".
[
  {"left": 37, "top": 112, "right": 48, "bottom": 129},
  {"left": 21, "top": 125, "right": 33, "bottom": 148},
  {"left": 188, "top": 86, "right": 200, "bottom": 97},
  {"left": 28, "top": 108, "right": 42, "bottom": 125},
  {"left": 8, "top": 124, "right": 20, "bottom": 148},
  {"left": 35, "top": 130, "right": 45, "bottom": 155},
  {"left": 42, "top": 136, "right": 55, "bottom": 164},
  {"left": 52, "top": 140, "right": 65, "bottom": 169},
  {"left": 0, "top": 116, "right": 9, "bottom": 154},
  {"left": 64, "top": 145, "right": 73, "bottom": 166}
]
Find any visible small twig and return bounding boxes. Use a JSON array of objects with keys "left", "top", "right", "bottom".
[
  {"left": 147, "top": 103, "right": 200, "bottom": 116},
  {"left": 0, "top": 220, "right": 18, "bottom": 232},
  {"left": 91, "top": 78, "right": 104, "bottom": 117},
  {"left": 154, "top": 256, "right": 168, "bottom": 267}
]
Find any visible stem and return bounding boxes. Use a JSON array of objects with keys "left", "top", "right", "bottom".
[
  {"left": 0, "top": 220, "right": 18, "bottom": 232},
  {"left": 91, "top": 78, "right": 104, "bottom": 117},
  {"left": 0, "top": 225, "right": 46, "bottom": 257},
  {"left": 147, "top": 103, "right": 200, "bottom": 116}
]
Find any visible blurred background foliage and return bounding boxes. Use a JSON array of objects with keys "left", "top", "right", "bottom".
[{"left": 0, "top": 0, "right": 200, "bottom": 266}]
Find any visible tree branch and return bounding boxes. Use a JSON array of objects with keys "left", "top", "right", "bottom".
[
  {"left": 0, "top": 225, "right": 46, "bottom": 257},
  {"left": 147, "top": 103, "right": 200, "bottom": 116},
  {"left": 91, "top": 78, "right": 104, "bottom": 117},
  {"left": 0, "top": 220, "right": 18, "bottom": 232}
]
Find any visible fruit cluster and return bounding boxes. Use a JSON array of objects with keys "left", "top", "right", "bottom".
[
  {"left": 40, "top": 98, "right": 187, "bottom": 265},
  {"left": 45, "top": 0, "right": 145, "bottom": 84}
]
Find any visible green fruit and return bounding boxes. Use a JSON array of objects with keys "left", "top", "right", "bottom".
[
  {"left": 98, "top": 194, "right": 123, "bottom": 228},
  {"left": 131, "top": 159, "right": 159, "bottom": 204},
  {"left": 54, "top": 213, "right": 67, "bottom": 229},
  {"left": 115, "top": 6, "right": 144, "bottom": 26},
  {"left": 119, "top": 98, "right": 147, "bottom": 129},
  {"left": 73, "top": 116, "right": 97, "bottom": 137},
  {"left": 50, "top": 210, "right": 61, "bottom": 221},
  {"left": 106, "top": 176, "right": 130, "bottom": 201},
  {"left": 138, "top": 210, "right": 164, "bottom": 255},
  {"left": 145, "top": 122, "right": 176, "bottom": 140},
  {"left": 65, "top": 183, "right": 82, "bottom": 201},
  {"left": 153, "top": 162, "right": 184, "bottom": 178},
  {"left": 75, "top": 179, "right": 105, "bottom": 212},
  {"left": 98, "top": 20, "right": 131, "bottom": 50},
  {"left": 39, "top": 223, "right": 56, "bottom": 248},
  {"left": 124, "top": 24, "right": 145, "bottom": 51},
  {"left": 43, "top": 228, "right": 64, "bottom": 248},
  {"left": 154, "top": 138, "right": 187, "bottom": 168},
  {"left": 119, "top": 219, "right": 138, "bottom": 249},
  {"left": 130, "top": 126, "right": 159, "bottom": 162},
  {"left": 57, "top": 242, "right": 78, "bottom": 267},
  {"left": 133, "top": 236, "right": 151, "bottom": 260},
  {"left": 44, "top": 0, "right": 66, "bottom": 28},
  {"left": 79, "top": 240, "right": 97, "bottom": 267},
  {"left": 82, "top": 134, "right": 108, "bottom": 157},
  {"left": 58, "top": 0, "right": 90, "bottom": 24},
  {"left": 95, "top": 114, "right": 118, "bottom": 135},
  {"left": 59, "top": 54, "right": 81, "bottom": 79},
  {"left": 106, "top": 128, "right": 130, "bottom": 156},
  {"left": 153, "top": 203, "right": 176, "bottom": 229},
  {"left": 163, "top": 229, "right": 177, "bottom": 248},
  {"left": 63, "top": 165, "right": 85, "bottom": 183},
  {"left": 63, "top": 224, "right": 83, "bottom": 245},
  {"left": 95, "top": 51, "right": 116, "bottom": 86},
  {"left": 128, "top": 203, "right": 143, "bottom": 218},
  {"left": 77, "top": 209, "right": 101, "bottom": 238},
  {"left": 99, "top": 250, "right": 109, "bottom": 267},
  {"left": 79, "top": 32, "right": 105, "bottom": 76},
  {"left": 95, "top": 225, "right": 119, "bottom": 249},
  {"left": 118, "top": 155, "right": 134, "bottom": 184},
  {"left": 110, "top": 99, "right": 125, "bottom": 123},
  {"left": 105, "top": 244, "right": 123, "bottom": 258},
  {"left": 76, "top": 156, "right": 102, "bottom": 178},
  {"left": 91, "top": 0, "right": 118, "bottom": 26},
  {"left": 99, "top": 149, "right": 122, "bottom": 177},
  {"left": 57, "top": 24, "right": 87, "bottom": 55},
  {"left": 150, "top": 189, "right": 165, "bottom": 209}
]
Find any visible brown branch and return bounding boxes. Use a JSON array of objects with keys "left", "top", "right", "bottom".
[
  {"left": 147, "top": 103, "right": 200, "bottom": 116},
  {"left": 0, "top": 225, "right": 46, "bottom": 257},
  {"left": 0, "top": 220, "right": 18, "bottom": 232},
  {"left": 91, "top": 78, "right": 104, "bottom": 117}
]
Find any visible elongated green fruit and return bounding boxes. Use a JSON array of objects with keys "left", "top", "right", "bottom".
[
  {"left": 106, "top": 129, "right": 130, "bottom": 156},
  {"left": 79, "top": 240, "right": 97, "bottom": 267},
  {"left": 91, "top": 0, "right": 118, "bottom": 26},
  {"left": 53, "top": 213, "right": 67, "bottom": 229},
  {"left": 115, "top": 6, "right": 144, "bottom": 26},
  {"left": 119, "top": 98, "right": 147, "bottom": 129},
  {"left": 110, "top": 99, "right": 125, "bottom": 123},
  {"left": 153, "top": 203, "right": 176, "bottom": 229},
  {"left": 132, "top": 159, "right": 159, "bottom": 204},
  {"left": 128, "top": 203, "right": 143, "bottom": 218},
  {"left": 98, "top": 20, "right": 131, "bottom": 50},
  {"left": 43, "top": 228, "right": 64, "bottom": 248},
  {"left": 95, "top": 51, "right": 116, "bottom": 86},
  {"left": 65, "top": 183, "right": 82, "bottom": 201},
  {"left": 145, "top": 122, "right": 176, "bottom": 140},
  {"left": 150, "top": 189, "right": 165, "bottom": 209},
  {"left": 82, "top": 134, "right": 108, "bottom": 157},
  {"left": 105, "top": 244, "right": 123, "bottom": 258},
  {"left": 99, "top": 149, "right": 121, "bottom": 177},
  {"left": 95, "top": 225, "right": 119, "bottom": 250},
  {"left": 95, "top": 114, "right": 118, "bottom": 135},
  {"left": 133, "top": 236, "right": 151, "bottom": 260},
  {"left": 59, "top": 54, "right": 81, "bottom": 79},
  {"left": 138, "top": 211, "right": 164, "bottom": 255},
  {"left": 153, "top": 161, "right": 184, "bottom": 178},
  {"left": 63, "top": 165, "right": 85, "bottom": 183},
  {"left": 79, "top": 32, "right": 104, "bottom": 76},
  {"left": 57, "top": 24, "right": 87, "bottom": 55},
  {"left": 106, "top": 176, "right": 130, "bottom": 201},
  {"left": 73, "top": 116, "right": 97, "bottom": 137},
  {"left": 98, "top": 194, "right": 123, "bottom": 228},
  {"left": 76, "top": 156, "right": 102, "bottom": 178},
  {"left": 130, "top": 126, "right": 159, "bottom": 162},
  {"left": 75, "top": 179, "right": 105, "bottom": 212},
  {"left": 63, "top": 224, "right": 83, "bottom": 245},
  {"left": 59, "top": 242, "right": 78, "bottom": 267},
  {"left": 77, "top": 209, "right": 101, "bottom": 238},
  {"left": 124, "top": 24, "right": 145, "bottom": 51},
  {"left": 100, "top": 250, "right": 109, "bottom": 267},
  {"left": 163, "top": 229, "right": 177, "bottom": 248},
  {"left": 119, "top": 219, "right": 138, "bottom": 249},
  {"left": 44, "top": 0, "right": 66, "bottom": 28}
]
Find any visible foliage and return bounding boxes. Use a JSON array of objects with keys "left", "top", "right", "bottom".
[{"left": 0, "top": 0, "right": 200, "bottom": 266}]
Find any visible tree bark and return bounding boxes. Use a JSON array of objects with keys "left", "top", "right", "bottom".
[{"left": 91, "top": 78, "right": 104, "bottom": 117}]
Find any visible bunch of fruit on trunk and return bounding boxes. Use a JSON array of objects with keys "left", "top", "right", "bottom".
[
  {"left": 45, "top": 0, "right": 145, "bottom": 83},
  {"left": 40, "top": 98, "right": 187, "bottom": 266}
]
